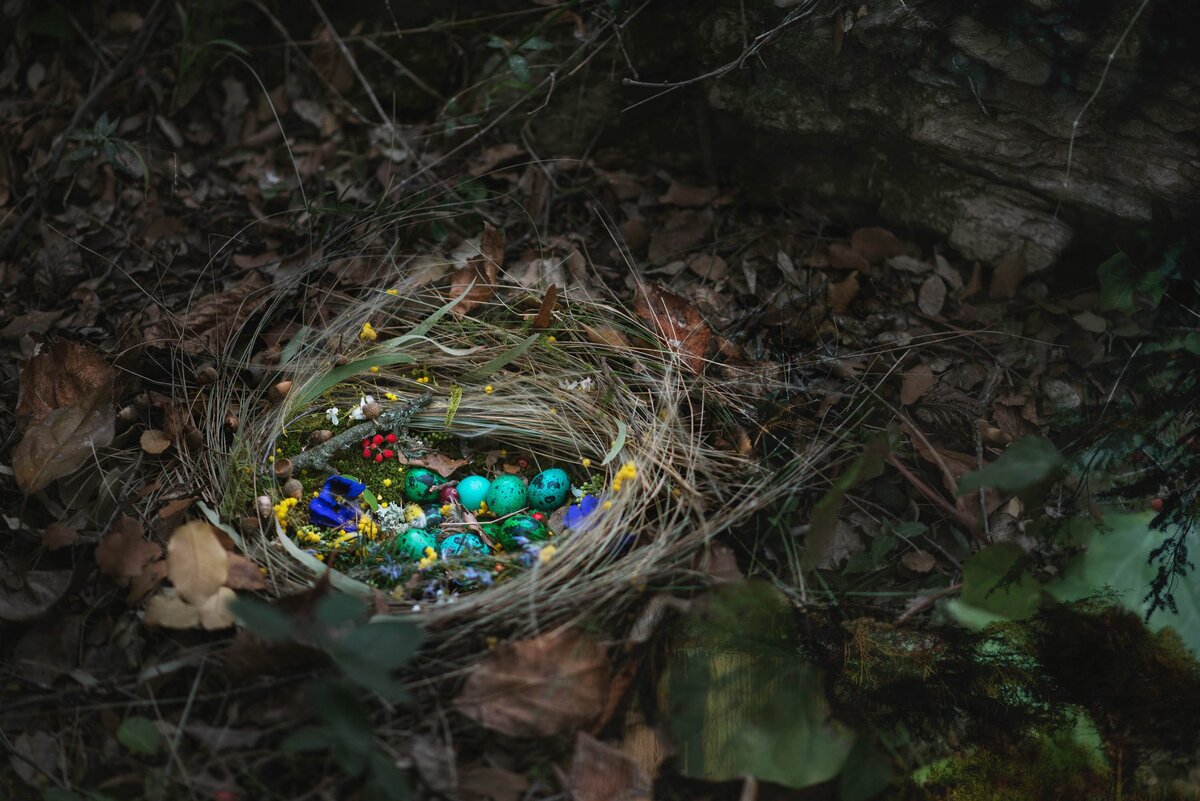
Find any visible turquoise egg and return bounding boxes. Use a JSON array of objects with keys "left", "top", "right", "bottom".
[
  {"left": 394, "top": 528, "right": 437, "bottom": 560},
  {"left": 440, "top": 532, "right": 488, "bottom": 559},
  {"left": 456, "top": 475, "right": 491, "bottom": 512},
  {"left": 404, "top": 467, "right": 440, "bottom": 503},
  {"left": 527, "top": 468, "right": 571, "bottom": 511},
  {"left": 485, "top": 475, "right": 528, "bottom": 517},
  {"left": 501, "top": 514, "right": 549, "bottom": 543}
]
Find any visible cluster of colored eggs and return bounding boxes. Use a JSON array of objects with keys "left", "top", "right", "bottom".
[{"left": 391, "top": 466, "right": 573, "bottom": 563}]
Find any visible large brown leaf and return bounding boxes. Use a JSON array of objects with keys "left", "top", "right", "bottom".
[
  {"left": 455, "top": 628, "right": 609, "bottom": 737},
  {"left": 95, "top": 515, "right": 163, "bottom": 586},
  {"left": 634, "top": 283, "right": 711, "bottom": 373},
  {"left": 449, "top": 224, "right": 504, "bottom": 316},
  {"left": 167, "top": 521, "right": 230, "bottom": 605},
  {"left": 13, "top": 387, "right": 115, "bottom": 493},
  {"left": 568, "top": 732, "right": 652, "bottom": 801},
  {"left": 143, "top": 272, "right": 267, "bottom": 354},
  {"left": 16, "top": 341, "right": 114, "bottom": 428}
]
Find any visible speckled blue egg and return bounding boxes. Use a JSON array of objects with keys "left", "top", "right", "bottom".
[
  {"left": 527, "top": 468, "right": 571, "bottom": 511},
  {"left": 485, "top": 475, "right": 527, "bottom": 517},
  {"left": 403, "top": 467, "right": 440, "bottom": 503},
  {"left": 501, "top": 514, "right": 549, "bottom": 543},
  {"left": 423, "top": 504, "right": 446, "bottom": 529},
  {"left": 439, "top": 532, "right": 488, "bottom": 559},
  {"left": 456, "top": 475, "right": 491, "bottom": 512},
  {"left": 394, "top": 528, "right": 438, "bottom": 560}
]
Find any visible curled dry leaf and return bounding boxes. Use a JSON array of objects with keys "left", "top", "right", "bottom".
[
  {"left": 686, "top": 253, "right": 728, "bottom": 281},
  {"left": 901, "top": 549, "right": 937, "bottom": 573},
  {"left": 468, "top": 143, "right": 525, "bottom": 177},
  {"left": 449, "top": 223, "right": 504, "bottom": 316},
  {"left": 143, "top": 272, "right": 267, "bottom": 355},
  {"left": 140, "top": 429, "right": 172, "bottom": 455},
  {"left": 584, "top": 324, "right": 632, "bottom": 349},
  {"left": 42, "top": 522, "right": 79, "bottom": 550},
  {"left": 96, "top": 515, "right": 163, "bottom": 585},
  {"left": 827, "top": 242, "right": 870, "bottom": 272},
  {"left": 167, "top": 521, "right": 230, "bottom": 605},
  {"left": 633, "top": 283, "right": 711, "bottom": 374},
  {"left": 569, "top": 732, "right": 652, "bottom": 801},
  {"left": 850, "top": 227, "right": 905, "bottom": 263},
  {"left": 647, "top": 208, "right": 713, "bottom": 265},
  {"left": 455, "top": 627, "right": 609, "bottom": 737},
  {"left": 826, "top": 272, "right": 860, "bottom": 314},
  {"left": 989, "top": 249, "right": 1027, "bottom": 300},
  {"left": 396, "top": 452, "right": 470, "bottom": 479},
  {"left": 14, "top": 383, "right": 115, "bottom": 493},
  {"left": 225, "top": 554, "right": 269, "bottom": 590},
  {"left": 0, "top": 561, "right": 72, "bottom": 622},
  {"left": 901, "top": 363, "right": 936, "bottom": 406},
  {"left": 17, "top": 340, "right": 115, "bottom": 428}
]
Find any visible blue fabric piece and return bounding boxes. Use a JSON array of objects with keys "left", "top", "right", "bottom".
[
  {"left": 323, "top": 475, "right": 366, "bottom": 499},
  {"left": 307, "top": 475, "right": 365, "bottom": 530},
  {"left": 563, "top": 494, "right": 600, "bottom": 529}
]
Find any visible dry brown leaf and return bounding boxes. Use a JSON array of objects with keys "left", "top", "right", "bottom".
[
  {"left": 918, "top": 274, "right": 947, "bottom": 316},
  {"left": 14, "top": 388, "right": 115, "bottom": 493},
  {"left": 584, "top": 325, "right": 632, "bottom": 349},
  {"left": 569, "top": 732, "right": 652, "bottom": 801},
  {"left": 449, "top": 224, "right": 504, "bottom": 316},
  {"left": 140, "top": 429, "right": 172, "bottom": 455},
  {"left": 850, "top": 227, "right": 905, "bottom": 263},
  {"left": 144, "top": 588, "right": 201, "bottom": 629},
  {"left": 826, "top": 272, "right": 860, "bottom": 314},
  {"left": 989, "top": 249, "right": 1027, "bottom": 299},
  {"left": 901, "top": 549, "right": 937, "bottom": 573},
  {"left": 167, "top": 521, "right": 230, "bottom": 605},
  {"left": 532, "top": 284, "right": 558, "bottom": 330},
  {"left": 901, "top": 364, "right": 936, "bottom": 406},
  {"left": 468, "top": 143, "right": 525, "bottom": 177},
  {"left": 961, "top": 262, "right": 983, "bottom": 300},
  {"left": 395, "top": 452, "right": 470, "bottom": 479},
  {"left": 157, "top": 497, "right": 196, "bottom": 519},
  {"left": 658, "top": 181, "right": 718, "bottom": 207},
  {"left": 225, "top": 554, "right": 268, "bottom": 590},
  {"left": 686, "top": 253, "right": 728, "bottom": 281},
  {"left": 310, "top": 24, "right": 354, "bottom": 93},
  {"left": 96, "top": 515, "right": 162, "bottom": 585},
  {"left": 827, "top": 242, "right": 870, "bottom": 272},
  {"left": 144, "top": 272, "right": 267, "bottom": 355},
  {"left": 1, "top": 309, "right": 64, "bottom": 339},
  {"left": 127, "top": 559, "right": 168, "bottom": 605},
  {"left": 0, "top": 562, "right": 72, "bottom": 622},
  {"left": 199, "top": 587, "right": 237, "bottom": 630},
  {"left": 633, "top": 283, "right": 711, "bottom": 374},
  {"left": 647, "top": 208, "right": 713, "bottom": 265},
  {"left": 42, "top": 522, "right": 78, "bottom": 550},
  {"left": 620, "top": 720, "right": 670, "bottom": 783},
  {"left": 17, "top": 341, "right": 115, "bottom": 428},
  {"left": 455, "top": 627, "right": 609, "bottom": 737},
  {"left": 458, "top": 765, "right": 531, "bottom": 801}
]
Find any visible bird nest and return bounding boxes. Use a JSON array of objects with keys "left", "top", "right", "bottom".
[{"left": 209, "top": 270, "right": 816, "bottom": 644}]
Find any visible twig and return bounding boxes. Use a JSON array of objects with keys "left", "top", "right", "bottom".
[
  {"left": 897, "top": 582, "right": 963, "bottom": 624},
  {"left": 888, "top": 455, "right": 982, "bottom": 541},
  {"left": 976, "top": 365, "right": 1003, "bottom": 539}
]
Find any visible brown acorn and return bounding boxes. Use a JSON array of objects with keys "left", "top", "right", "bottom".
[
  {"left": 283, "top": 478, "right": 303, "bottom": 499},
  {"left": 362, "top": 402, "right": 382, "bottom": 420},
  {"left": 273, "top": 458, "right": 293, "bottom": 480},
  {"left": 309, "top": 429, "right": 333, "bottom": 445}
]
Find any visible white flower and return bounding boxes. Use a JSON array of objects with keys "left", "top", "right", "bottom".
[
  {"left": 559, "top": 377, "right": 595, "bottom": 392},
  {"left": 348, "top": 395, "right": 376, "bottom": 422},
  {"left": 326, "top": 406, "right": 340, "bottom": 426}
]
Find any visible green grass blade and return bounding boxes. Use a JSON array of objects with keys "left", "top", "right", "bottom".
[{"left": 461, "top": 333, "right": 539, "bottom": 382}]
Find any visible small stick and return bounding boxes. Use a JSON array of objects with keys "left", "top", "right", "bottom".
[
  {"left": 888, "top": 455, "right": 982, "bottom": 541},
  {"left": 976, "top": 366, "right": 1003, "bottom": 539},
  {"left": 289, "top": 392, "right": 431, "bottom": 474},
  {"left": 897, "top": 582, "right": 964, "bottom": 624}
]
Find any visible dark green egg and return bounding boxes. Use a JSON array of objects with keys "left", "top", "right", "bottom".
[
  {"left": 501, "top": 514, "right": 549, "bottom": 544},
  {"left": 484, "top": 475, "right": 527, "bottom": 517},
  {"left": 394, "top": 528, "right": 437, "bottom": 560},
  {"left": 440, "top": 532, "right": 488, "bottom": 559},
  {"left": 403, "top": 467, "right": 439, "bottom": 503},
  {"left": 527, "top": 468, "right": 571, "bottom": 511}
]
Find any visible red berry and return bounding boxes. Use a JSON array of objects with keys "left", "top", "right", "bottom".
[
  {"left": 532, "top": 512, "right": 545, "bottom": 521},
  {"left": 386, "top": 433, "right": 398, "bottom": 443},
  {"left": 1151, "top": 497, "right": 1165, "bottom": 512},
  {"left": 375, "top": 453, "right": 384, "bottom": 463},
  {"left": 382, "top": 449, "right": 394, "bottom": 459},
  {"left": 372, "top": 434, "right": 384, "bottom": 446},
  {"left": 363, "top": 449, "right": 372, "bottom": 459},
  {"left": 362, "top": 438, "right": 369, "bottom": 447}
]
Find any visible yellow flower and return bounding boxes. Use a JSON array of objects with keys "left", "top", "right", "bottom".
[
  {"left": 273, "top": 497, "right": 299, "bottom": 527},
  {"left": 581, "top": 458, "right": 591, "bottom": 468},
  {"left": 484, "top": 385, "right": 494, "bottom": 394},
  {"left": 603, "top": 500, "right": 613, "bottom": 510},
  {"left": 369, "top": 366, "right": 380, "bottom": 374},
  {"left": 416, "top": 376, "right": 431, "bottom": 384},
  {"left": 418, "top": 547, "right": 439, "bottom": 569},
  {"left": 385, "top": 288, "right": 399, "bottom": 296},
  {"left": 546, "top": 335, "right": 557, "bottom": 343},
  {"left": 382, "top": 478, "right": 393, "bottom": 488},
  {"left": 538, "top": 545, "right": 557, "bottom": 564},
  {"left": 612, "top": 461, "right": 638, "bottom": 492},
  {"left": 384, "top": 392, "right": 397, "bottom": 401},
  {"left": 360, "top": 322, "right": 378, "bottom": 341}
]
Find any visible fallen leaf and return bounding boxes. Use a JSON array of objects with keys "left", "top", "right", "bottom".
[
  {"left": 225, "top": 554, "right": 268, "bottom": 590},
  {"left": 658, "top": 181, "right": 718, "bottom": 207},
  {"left": 827, "top": 242, "right": 869, "bottom": 272},
  {"left": 127, "top": 559, "right": 168, "bottom": 605},
  {"left": 395, "top": 452, "right": 470, "bottom": 479},
  {"left": 633, "top": 283, "right": 711, "bottom": 373},
  {"left": 412, "top": 735, "right": 456, "bottom": 795},
  {"left": 13, "top": 388, "right": 115, "bottom": 493},
  {"left": 584, "top": 325, "right": 632, "bottom": 349},
  {"left": 167, "top": 521, "right": 230, "bottom": 605},
  {"left": 960, "top": 262, "right": 983, "bottom": 300},
  {"left": 157, "top": 497, "right": 195, "bottom": 519},
  {"left": 569, "top": 732, "right": 652, "bottom": 801},
  {"left": 310, "top": 24, "right": 354, "bottom": 93},
  {"left": 989, "top": 249, "right": 1027, "bottom": 300},
  {"left": 620, "top": 720, "right": 670, "bottom": 783},
  {"left": 140, "top": 429, "right": 172, "bottom": 455},
  {"left": 901, "top": 363, "right": 936, "bottom": 405},
  {"left": 901, "top": 550, "right": 937, "bottom": 573},
  {"left": 887, "top": 255, "right": 933, "bottom": 274},
  {"left": 455, "top": 627, "right": 609, "bottom": 737},
  {"left": 0, "top": 562, "right": 72, "bottom": 622},
  {"left": 647, "top": 208, "right": 713, "bottom": 265},
  {"left": 532, "top": 284, "right": 558, "bottom": 330},
  {"left": 850, "top": 227, "right": 905, "bottom": 263},
  {"left": 0, "top": 309, "right": 63, "bottom": 339},
  {"left": 918, "top": 274, "right": 947, "bottom": 316},
  {"left": 1072, "top": 310, "right": 1107, "bottom": 333},
  {"left": 468, "top": 143, "right": 524, "bottom": 176},
  {"left": 10, "top": 731, "right": 62, "bottom": 788},
  {"left": 144, "top": 272, "right": 267, "bottom": 355},
  {"left": 16, "top": 340, "right": 114, "bottom": 428},
  {"left": 96, "top": 515, "right": 163, "bottom": 585},
  {"left": 198, "top": 586, "right": 237, "bottom": 630},
  {"left": 458, "top": 765, "right": 531, "bottom": 801},
  {"left": 826, "top": 272, "right": 860, "bottom": 314},
  {"left": 449, "top": 224, "right": 504, "bottom": 316},
  {"left": 144, "top": 588, "right": 201, "bottom": 629},
  {"left": 42, "top": 522, "right": 79, "bottom": 550},
  {"left": 686, "top": 253, "right": 728, "bottom": 281}
]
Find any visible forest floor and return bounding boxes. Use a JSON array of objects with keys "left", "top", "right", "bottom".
[{"left": 2, "top": 3, "right": 1198, "bottom": 801}]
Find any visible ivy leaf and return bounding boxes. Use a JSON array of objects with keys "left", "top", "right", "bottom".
[
  {"left": 956, "top": 543, "right": 1041, "bottom": 623},
  {"left": 958, "top": 437, "right": 1063, "bottom": 497},
  {"left": 1097, "top": 252, "right": 1167, "bottom": 315},
  {"left": 117, "top": 717, "right": 162, "bottom": 755}
]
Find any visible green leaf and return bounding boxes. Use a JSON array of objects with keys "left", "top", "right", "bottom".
[
  {"left": 1047, "top": 513, "right": 1200, "bottom": 655},
  {"left": 292, "top": 352, "right": 416, "bottom": 409},
  {"left": 839, "top": 738, "right": 893, "bottom": 801},
  {"left": 808, "top": 427, "right": 900, "bottom": 566},
  {"left": 1097, "top": 252, "right": 1167, "bottom": 314},
  {"left": 309, "top": 680, "right": 375, "bottom": 775},
  {"left": 507, "top": 54, "right": 531, "bottom": 83},
  {"left": 601, "top": 420, "right": 628, "bottom": 466},
  {"left": 229, "top": 597, "right": 298, "bottom": 641},
  {"left": 366, "top": 750, "right": 411, "bottom": 801},
  {"left": 460, "top": 333, "right": 540, "bottom": 382},
  {"left": 666, "top": 582, "right": 856, "bottom": 788},
  {"left": 316, "top": 592, "right": 367, "bottom": 627},
  {"left": 117, "top": 716, "right": 162, "bottom": 756},
  {"left": 955, "top": 543, "right": 1041, "bottom": 625},
  {"left": 958, "top": 437, "right": 1063, "bottom": 497},
  {"left": 282, "top": 725, "right": 333, "bottom": 753},
  {"left": 329, "top": 621, "right": 422, "bottom": 698}
]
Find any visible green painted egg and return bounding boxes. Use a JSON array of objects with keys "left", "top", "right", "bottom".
[
  {"left": 440, "top": 532, "right": 488, "bottom": 559},
  {"left": 527, "top": 468, "right": 571, "bottom": 511},
  {"left": 404, "top": 467, "right": 440, "bottom": 503},
  {"left": 501, "top": 514, "right": 549, "bottom": 543},
  {"left": 485, "top": 475, "right": 528, "bottom": 517},
  {"left": 394, "top": 528, "right": 437, "bottom": 560},
  {"left": 456, "top": 475, "right": 491, "bottom": 511}
]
